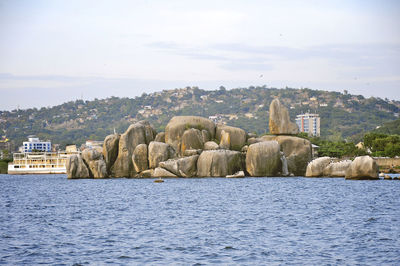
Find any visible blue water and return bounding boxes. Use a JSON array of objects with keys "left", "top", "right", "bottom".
[{"left": 1, "top": 174, "right": 400, "bottom": 265}]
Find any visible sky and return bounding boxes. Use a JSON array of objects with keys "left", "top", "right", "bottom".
[{"left": 0, "top": 0, "right": 399, "bottom": 110}]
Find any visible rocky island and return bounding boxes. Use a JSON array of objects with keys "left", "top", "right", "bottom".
[{"left": 66, "top": 99, "right": 379, "bottom": 180}]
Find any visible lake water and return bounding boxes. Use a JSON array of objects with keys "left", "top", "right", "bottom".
[{"left": 1, "top": 174, "right": 400, "bottom": 265}]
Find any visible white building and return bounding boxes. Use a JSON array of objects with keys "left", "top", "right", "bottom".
[
  {"left": 23, "top": 135, "right": 51, "bottom": 153},
  {"left": 296, "top": 113, "right": 321, "bottom": 137}
]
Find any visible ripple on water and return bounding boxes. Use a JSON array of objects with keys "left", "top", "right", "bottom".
[{"left": 0, "top": 175, "right": 400, "bottom": 264}]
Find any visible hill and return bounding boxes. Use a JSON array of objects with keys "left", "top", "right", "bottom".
[
  {"left": 1, "top": 86, "right": 399, "bottom": 150},
  {"left": 371, "top": 118, "right": 400, "bottom": 135}
]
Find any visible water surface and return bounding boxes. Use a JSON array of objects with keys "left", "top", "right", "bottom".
[{"left": 1, "top": 174, "right": 399, "bottom": 265}]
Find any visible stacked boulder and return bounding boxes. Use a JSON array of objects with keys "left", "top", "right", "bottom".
[
  {"left": 66, "top": 148, "right": 107, "bottom": 179},
  {"left": 67, "top": 98, "right": 314, "bottom": 179},
  {"left": 244, "top": 98, "right": 312, "bottom": 176}
]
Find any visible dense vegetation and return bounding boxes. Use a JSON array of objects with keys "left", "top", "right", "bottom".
[
  {"left": 0, "top": 159, "right": 11, "bottom": 174},
  {"left": 0, "top": 86, "right": 399, "bottom": 150},
  {"left": 371, "top": 118, "right": 400, "bottom": 135},
  {"left": 363, "top": 132, "right": 400, "bottom": 157},
  {"left": 297, "top": 133, "right": 368, "bottom": 158},
  {"left": 297, "top": 130, "right": 400, "bottom": 158}
]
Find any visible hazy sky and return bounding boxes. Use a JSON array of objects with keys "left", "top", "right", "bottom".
[{"left": 0, "top": 0, "right": 399, "bottom": 110}]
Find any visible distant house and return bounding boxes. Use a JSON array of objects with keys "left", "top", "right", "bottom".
[
  {"left": 66, "top": 145, "right": 78, "bottom": 153},
  {"left": 85, "top": 140, "right": 104, "bottom": 149}
]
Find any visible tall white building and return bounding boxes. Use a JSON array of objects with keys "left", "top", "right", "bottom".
[
  {"left": 296, "top": 113, "right": 321, "bottom": 137},
  {"left": 23, "top": 135, "right": 51, "bottom": 153}
]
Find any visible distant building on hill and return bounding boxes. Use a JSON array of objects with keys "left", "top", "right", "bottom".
[
  {"left": 81, "top": 140, "right": 104, "bottom": 150},
  {"left": 22, "top": 135, "right": 51, "bottom": 153},
  {"left": 296, "top": 113, "right": 321, "bottom": 137}
]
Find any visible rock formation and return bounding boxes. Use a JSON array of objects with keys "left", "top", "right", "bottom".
[
  {"left": 87, "top": 159, "right": 108, "bottom": 179},
  {"left": 269, "top": 98, "right": 299, "bottom": 135},
  {"left": 219, "top": 130, "right": 230, "bottom": 150},
  {"left": 345, "top": 156, "right": 379, "bottom": 180},
  {"left": 203, "top": 141, "right": 219, "bottom": 150},
  {"left": 197, "top": 150, "right": 244, "bottom": 177},
  {"left": 80, "top": 149, "right": 108, "bottom": 178},
  {"left": 159, "top": 155, "right": 199, "bottom": 177},
  {"left": 65, "top": 99, "right": 317, "bottom": 179},
  {"left": 132, "top": 144, "right": 148, "bottom": 172},
  {"left": 155, "top": 132, "right": 165, "bottom": 143},
  {"left": 323, "top": 160, "right": 352, "bottom": 177},
  {"left": 66, "top": 155, "right": 90, "bottom": 179},
  {"left": 148, "top": 141, "right": 176, "bottom": 169},
  {"left": 103, "top": 134, "right": 120, "bottom": 175},
  {"left": 165, "top": 116, "right": 215, "bottom": 155},
  {"left": 305, "top": 157, "right": 332, "bottom": 177},
  {"left": 246, "top": 141, "right": 281, "bottom": 176},
  {"left": 216, "top": 124, "right": 246, "bottom": 151},
  {"left": 261, "top": 135, "right": 312, "bottom": 176},
  {"left": 111, "top": 121, "right": 155, "bottom": 177},
  {"left": 153, "top": 167, "right": 177, "bottom": 178},
  {"left": 181, "top": 128, "right": 204, "bottom": 155}
]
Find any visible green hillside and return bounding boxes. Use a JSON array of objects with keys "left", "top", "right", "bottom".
[
  {"left": 372, "top": 118, "right": 400, "bottom": 135},
  {"left": 1, "top": 86, "right": 399, "bottom": 150}
]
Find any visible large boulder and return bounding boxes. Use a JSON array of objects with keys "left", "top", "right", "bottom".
[
  {"left": 81, "top": 149, "right": 108, "bottom": 178},
  {"left": 246, "top": 141, "right": 282, "bottom": 177},
  {"left": 202, "top": 129, "right": 211, "bottom": 143},
  {"left": 226, "top": 171, "right": 245, "bottom": 178},
  {"left": 197, "top": 150, "right": 244, "bottom": 177},
  {"left": 102, "top": 134, "right": 120, "bottom": 174},
  {"left": 148, "top": 141, "right": 176, "bottom": 169},
  {"left": 345, "top": 156, "right": 379, "bottom": 180},
  {"left": 132, "top": 144, "right": 148, "bottom": 173},
  {"left": 181, "top": 128, "right": 204, "bottom": 155},
  {"left": 261, "top": 135, "right": 312, "bottom": 176},
  {"left": 323, "top": 160, "right": 352, "bottom": 177},
  {"left": 82, "top": 148, "right": 103, "bottom": 163},
  {"left": 216, "top": 124, "right": 247, "bottom": 151},
  {"left": 159, "top": 155, "right": 199, "bottom": 177},
  {"left": 305, "top": 157, "right": 332, "bottom": 177},
  {"left": 153, "top": 167, "right": 178, "bottom": 178},
  {"left": 138, "top": 169, "right": 154, "bottom": 178},
  {"left": 269, "top": 98, "right": 299, "bottom": 135},
  {"left": 204, "top": 141, "right": 219, "bottom": 150},
  {"left": 165, "top": 116, "right": 215, "bottom": 154},
  {"left": 219, "top": 130, "right": 230, "bottom": 150},
  {"left": 66, "top": 155, "right": 90, "bottom": 179},
  {"left": 111, "top": 121, "right": 156, "bottom": 177},
  {"left": 155, "top": 132, "right": 165, "bottom": 143},
  {"left": 88, "top": 159, "right": 108, "bottom": 179}
]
